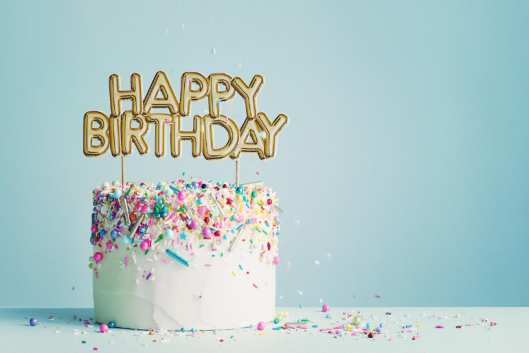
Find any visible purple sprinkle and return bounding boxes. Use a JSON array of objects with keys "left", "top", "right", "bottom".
[{"left": 146, "top": 273, "right": 152, "bottom": 280}]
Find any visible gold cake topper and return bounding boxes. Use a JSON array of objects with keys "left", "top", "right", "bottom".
[{"left": 83, "top": 72, "right": 289, "bottom": 161}]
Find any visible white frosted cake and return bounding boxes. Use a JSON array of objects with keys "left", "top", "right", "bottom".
[{"left": 89, "top": 180, "right": 281, "bottom": 330}]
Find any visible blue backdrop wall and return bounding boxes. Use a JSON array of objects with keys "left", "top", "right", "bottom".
[{"left": 1, "top": 0, "right": 528, "bottom": 307}]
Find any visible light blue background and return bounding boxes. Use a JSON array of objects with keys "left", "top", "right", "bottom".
[{"left": 0, "top": 0, "right": 528, "bottom": 308}]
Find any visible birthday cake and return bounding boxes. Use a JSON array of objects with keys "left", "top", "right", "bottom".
[{"left": 89, "top": 179, "right": 281, "bottom": 330}]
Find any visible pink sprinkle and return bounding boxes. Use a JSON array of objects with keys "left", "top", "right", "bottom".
[
  {"left": 125, "top": 256, "right": 128, "bottom": 267},
  {"left": 162, "top": 258, "right": 168, "bottom": 263},
  {"left": 165, "top": 119, "right": 171, "bottom": 124},
  {"left": 93, "top": 348, "right": 99, "bottom": 351},
  {"left": 253, "top": 283, "right": 258, "bottom": 288},
  {"left": 94, "top": 270, "right": 99, "bottom": 279},
  {"left": 256, "top": 172, "right": 259, "bottom": 175},
  {"left": 436, "top": 325, "right": 444, "bottom": 329},
  {"left": 205, "top": 264, "right": 211, "bottom": 267}
]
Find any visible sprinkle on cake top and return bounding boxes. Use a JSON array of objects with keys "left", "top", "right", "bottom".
[{"left": 90, "top": 180, "right": 282, "bottom": 267}]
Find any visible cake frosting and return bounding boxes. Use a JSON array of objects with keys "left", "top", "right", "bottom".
[{"left": 89, "top": 179, "right": 281, "bottom": 330}]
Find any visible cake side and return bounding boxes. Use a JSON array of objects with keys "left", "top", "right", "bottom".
[{"left": 89, "top": 180, "right": 281, "bottom": 330}]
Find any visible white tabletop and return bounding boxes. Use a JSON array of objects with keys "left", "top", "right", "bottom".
[{"left": 1, "top": 307, "right": 526, "bottom": 353}]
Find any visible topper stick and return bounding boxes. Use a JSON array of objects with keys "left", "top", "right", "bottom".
[
  {"left": 121, "top": 155, "right": 126, "bottom": 189},
  {"left": 236, "top": 159, "right": 240, "bottom": 187}
]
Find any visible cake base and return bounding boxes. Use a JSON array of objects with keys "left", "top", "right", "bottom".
[{"left": 93, "top": 241, "right": 276, "bottom": 330}]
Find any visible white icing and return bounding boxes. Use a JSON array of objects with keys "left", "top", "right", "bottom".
[{"left": 93, "top": 242, "right": 275, "bottom": 330}]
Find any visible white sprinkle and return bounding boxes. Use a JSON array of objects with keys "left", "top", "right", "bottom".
[
  {"left": 279, "top": 296, "right": 283, "bottom": 300},
  {"left": 182, "top": 24, "right": 184, "bottom": 30},
  {"left": 165, "top": 29, "right": 168, "bottom": 34},
  {"left": 315, "top": 260, "right": 320, "bottom": 265},
  {"left": 212, "top": 48, "right": 216, "bottom": 55},
  {"left": 136, "top": 279, "right": 139, "bottom": 284},
  {"left": 320, "top": 298, "right": 322, "bottom": 303},
  {"left": 238, "top": 63, "right": 242, "bottom": 68},
  {"left": 298, "top": 291, "right": 303, "bottom": 295}
]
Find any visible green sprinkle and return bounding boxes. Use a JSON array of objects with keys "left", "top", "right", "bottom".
[
  {"left": 178, "top": 208, "right": 185, "bottom": 213},
  {"left": 144, "top": 250, "right": 149, "bottom": 255},
  {"left": 155, "top": 238, "right": 163, "bottom": 244},
  {"left": 301, "top": 319, "right": 310, "bottom": 322},
  {"left": 82, "top": 341, "right": 86, "bottom": 344},
  {"left": 221, "top": 253, "right": 223, "bottom": 257},
  {"left": 72, "top": 286, "right": 75, "bottom": 291},
  {"left": 199, "top": 244, "right": 205, "bottom": 248},
  {"left": 124, "top": 187, "right": 132, "bottom": 198},
  {"left": 230, "top": 336, "right": 234, "bottom": 339},
  {"left": 183, "top": 204, "right": 188, "bottom": 211},
  {"left": 183, "top": 172, "right": 185, "bottom": 176},
  {"left": 249, "top": 239, "right": 253, "bottom": 244},
  {"left": 263, "top": 231, "right": 268, "bottom": 235}
]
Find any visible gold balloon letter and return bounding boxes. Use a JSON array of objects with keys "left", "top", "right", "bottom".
[
  {"left": 231, "top": 117, "right": 266, "bottom": 160},
  {"left": 109, "top": 73, "right": 143, "bottom": 117},
  {"left": 146, "top": 114, "right": 173, "bottom": 158},
  {"left": 108, "top": 116, "right": 121, "bottom": 157},
  {"left": 143, "top": 71, "right": 180, "bottom": 115},
  {"left": 83, "top": 111, "right": 110, "bottom": 157},
  {"left": 232, "top": 75, "right": 264, "bottom": 118},
  {"left": 203, "top": 115, "right": 240, "bottom": 161},
  {"left": 180, "top": 72, "right": 209, "bottom": 117},
  {"left": 170, "top": 115, "right": 203, "bottom": 158},
  {"left": 208, "top": 73, "right": 236, "bottom": 118},
  {"left": 256, "top": 112, "right": 289, "bottom": 159},
  {"left": 121, "top": 112, "right": 151, "bottom": 156}
]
